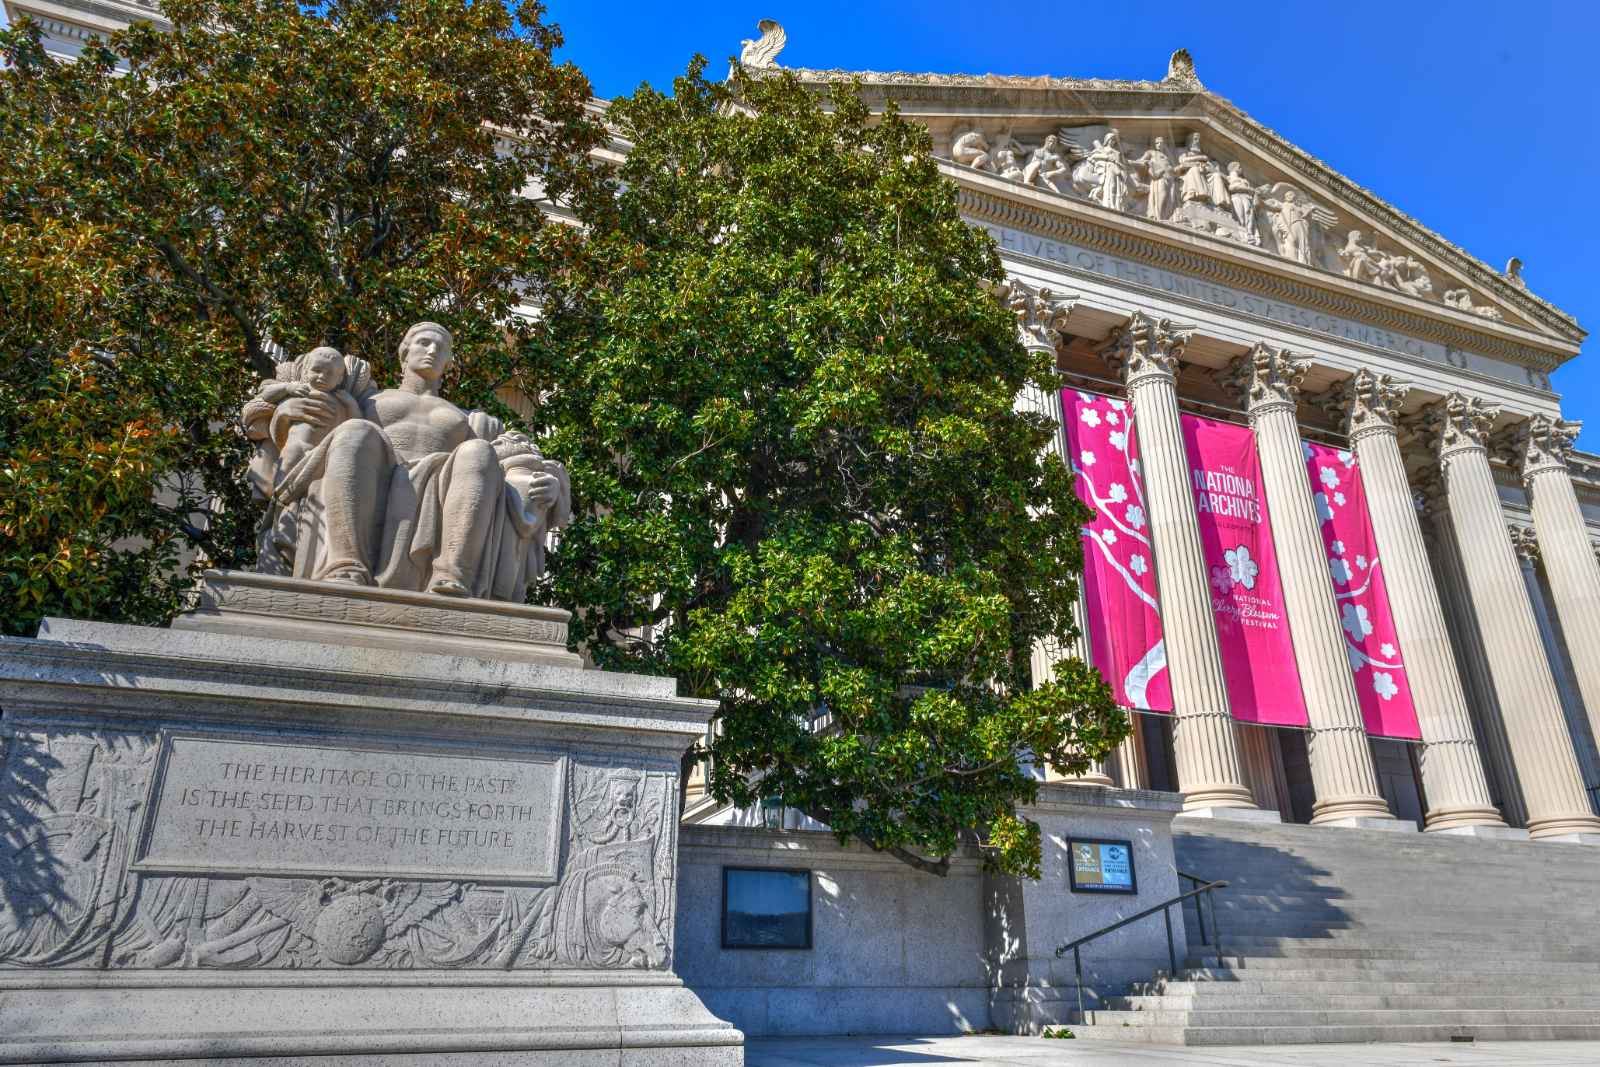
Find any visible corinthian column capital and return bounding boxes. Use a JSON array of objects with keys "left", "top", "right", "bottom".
[
  {"left": 1508, "top": 522, "right": 1541, "bottom": 564},
  {"left": 1341, "top": 369, "right": 1411, "bottom": 442},
  {"left": 990, "top": 277, "right": 1078, "bottom": 354},
  {"left": 1422, "top": 392, "right": 1500, "bottom": 463},
  {"left": 1515, "top": 414, "right": 1581, "bottom": 484},
  {"left": 1235, "top": 343, "right": 1310, "bottom": 417},
  {"left": 1101, "top": 312, "right": 1195, "bottom": 387}
]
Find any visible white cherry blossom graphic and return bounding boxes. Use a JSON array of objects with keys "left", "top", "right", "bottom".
[
  {"left": 1329, "top": 557, "right": 1353, "bottom": 585},
  {"left": 1109, "top": 430, "right": 1127, "bottom": 449},
  {"left": 1356, "top": 554, "right": 1369, "bottom": 570},
  {"left": 1125, "top": 504, "right": 1145, "bottom": 530},
  {"left": 1107, "top": 411, "right": 1120, "bottom": 425},
  {"left": 1320, "top": 466, "right": 1341, "bottom": 489},
  {"left": 1081, "top": 408, "right": 1101, "bottom": 428},
  {"left": 1331, "top": 539, "right": 1346, "bottom": 556},
  {"left": 1103, "top": 529, "right": 1118, "bottom": 545},
  {"left": 1333, "top": 491, "right": 1347, "bottom": 507},
  {"left": 1338, "top": 450, "right": 1355, "bottom": 468},
  {"left": 1380, "top": 642, "right": 1397, "bottom": 658},
  {"left": 1341, "top": 602, "right": 1373, "bottom": 640},
  {"left": 1080, "top": 449, "right": 1097, "bottom": 468},
  {"left": 1372, "top": 672, "right": 1399, "bottom": 701},
  {"left": 1108, "top": 482, "right": 1128, "bottom": 503},
  {"left": 1130, "top": 554, "right": 1148, "bottom": 577},
  {"left": 1315, "top": 493, "right": 1335, "bottom": 522},
  {"left": 1225, "top": 545, "right": 1259, "bottom": 590}
]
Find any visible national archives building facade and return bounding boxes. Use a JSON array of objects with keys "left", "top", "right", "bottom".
[{"left": 686, "top": 39, "right": 1600, "bottom": 845}]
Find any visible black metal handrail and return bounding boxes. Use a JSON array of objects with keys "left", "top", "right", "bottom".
[{"left": 1053, "top": 874, "right": 1229, "bottom": 1023}]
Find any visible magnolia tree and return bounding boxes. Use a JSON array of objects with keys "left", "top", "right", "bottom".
[
  {"left": 0, "top": 0, "right": 605, "bottom": 634},
  {"left": 529, "top": 64, "right": 1125, "bottom": 877}
]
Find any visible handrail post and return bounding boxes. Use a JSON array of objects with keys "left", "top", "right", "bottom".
[
  {"left": 1163, "top": 905, "right": 1176, "bottom": 977},
  {"left": 1193, "top": 882, "right": 1208, "bottom": 945},
  {"left": 1074, "top": 945, "right": 1084, "bottom": 1023},
  {"left": 1210, "top": 888, "right": 1223, "bottom": 961}
]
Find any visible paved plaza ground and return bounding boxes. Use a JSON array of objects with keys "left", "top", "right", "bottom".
[{"left": 746, "top": 1035, "right": 1600, "bottom": 1066}]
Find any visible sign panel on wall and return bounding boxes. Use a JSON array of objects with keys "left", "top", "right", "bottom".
[
  {"left": 1066, "top": 838, "right": 1137, "bottom": 894},
  {"left": 1302, "top": 441, "right": 1423, "bottom": 740}
]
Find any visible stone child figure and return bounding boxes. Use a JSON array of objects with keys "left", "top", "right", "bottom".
[
  {"left": 253, "top": 347, "right": 365, "bottom": 474},
  {"left": 247, "top": 321, "right": 571, "bottom": 601}
]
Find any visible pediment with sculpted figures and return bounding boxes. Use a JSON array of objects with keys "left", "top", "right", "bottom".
[{"left": 745, "top": 29, "right": 1582, "bottom": 350}]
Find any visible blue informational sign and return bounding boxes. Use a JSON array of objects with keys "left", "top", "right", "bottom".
[{"left": 1066, "top": 838, "right": 1138, "bottom": 894}]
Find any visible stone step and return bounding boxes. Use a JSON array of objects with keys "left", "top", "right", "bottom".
[
  {"left": 1140, "top": 978, "right": 1600, "bottom": 997},
  {"left": 1186, "top": 954, "right": 1600, "bottom": 973},
  {"left": 1083, "top": 1008, "right": 1600, "bottom": 1028},
  {"left": 1108, "top": 993, "right": 1600, "bottom": 1011},
  {"left": 1065, "top": 1022, "right": 1600, "bottom": 1045},
  {"left": 1183, "top": 939, "right": 1600, "bottom": 959}
]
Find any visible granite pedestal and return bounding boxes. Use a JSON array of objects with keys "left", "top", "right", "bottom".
[{"left": 0, "top": 572, "right": 742, "bottom": 1064}]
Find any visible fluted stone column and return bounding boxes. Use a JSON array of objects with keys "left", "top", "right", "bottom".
[
  {"left": 1238, "top": 347, "right": 1404, "bottom": 828},
  {"left": 1010, "top": 280, "right": 1113, "bottom": 787},
  {"left": 1426, "top": 394, "right": 1600, "bottom": 841},
  {"left": 1106, "top": 314, "right": 1264, "bottom": 817},
  {"left": 1341, "top": 372, "right": 1506, "bottom": 833},
  {"left": 1518, "top": 416, "right": 1600, "bottom": 758}
]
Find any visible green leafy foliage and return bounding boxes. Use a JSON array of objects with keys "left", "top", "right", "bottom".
[
  {"left": 0, "top": 0, "right": 604, "bottom": 634},
  {"left": 531, "top": 63, "right": 1125, "bottom": 876}
]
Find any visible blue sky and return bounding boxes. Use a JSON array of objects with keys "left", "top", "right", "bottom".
[{"left": 550, "top": 1, "right": 1599, "bottom": 448}]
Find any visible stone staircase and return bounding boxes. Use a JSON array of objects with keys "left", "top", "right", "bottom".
[{"left": 1070, "top": 818, "right": 1600, "bottom": 1045}]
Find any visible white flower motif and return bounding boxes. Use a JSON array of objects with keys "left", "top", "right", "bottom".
[
  {"left": 1356, "top": 554, "right": 1369, "bottom": 570},
  {"left": 1109, "top": 399, "right": 1127, "bottom": 411},
  {"left": 1080, "top": 449, "right": 1097, "bottom": 468},
  {"left": 1103, "top": 529, "right": 1118, "bottom": 546},
  {"left": 1341, "top": 602, "right": 1373, "bottom": 640},
  {"left": 1339, "top": 450, "right": 1355, "bottom": 469},
  {"left": 1130, "top": 554, "right": 1148, "bottom": 577},
  {"left": 1125, "top": 505, "right": 1146, "bottom": 530},
  {"left": 1077, "top": 391, "right": 1095, "bottom": 403},
  {"left": 1329, "top": 557, "right": 1353, "bottom": 585},
  {"left": 1109, "top": 430, "right": 1127, "bottom": 450},
  {"left": 1346, "top": 644, "right": 1365, "bottom": 671},
  {"left": 1333, "top": 491, "right": 1347, "bottom": 507},
  {"left": 1130, "top": 459, "right": 1141, "bottom": 477},
  {"left": 1331, "top": 539, "right": 1346, "bottom": 556},
  {"left": 1081, "top": 408, "right": 1101, "bottom": 428},
  {"left": 1210, "top": 565, "right": 1232, "bottom": 595},
  {"left": 1301, "top": 441, "right": 1314, "bottom": 462},
  {"left": 1108, "top": 482, "right": 1128, "bottom": 503},
  {"left": 1225, "top": 545, "right": 1259, "bottom": 590},
  {"left": 1320, "top": 466, "right": 1341, "bottom": 489},
  {"left": 1380, "top": 642, "right": 1397, "bottom": 658},
  {"left": 1106, "top": 411, "right": 1120, "bottom": 425},
  {"left": 1372, "top": 672, "right": 1399, "bottom": 701}
]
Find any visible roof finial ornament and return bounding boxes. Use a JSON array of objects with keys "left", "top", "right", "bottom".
[
  {"left": 1505, "top": 256, "right": 1527, "bottom": 289},
  {"left": 739, "top": 19, "right": 787, "bottom": 69},
  {"left": 1166, "top": 48, "right": 1201, "bottom": 87}
]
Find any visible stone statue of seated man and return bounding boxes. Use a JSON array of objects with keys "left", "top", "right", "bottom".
[{"left": 241, "top": 321, "right": 570, "bottom": 602}]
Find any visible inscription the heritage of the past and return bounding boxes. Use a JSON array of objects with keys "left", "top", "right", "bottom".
[{"left": 138, "top": 737, "right": 563, "bottom": 881}]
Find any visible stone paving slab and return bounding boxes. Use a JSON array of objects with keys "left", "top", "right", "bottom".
[{"left": 746, "top": 1035, "right": 1600, "bottom": 1066}]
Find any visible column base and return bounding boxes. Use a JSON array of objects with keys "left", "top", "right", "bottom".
[
  {"left": 1177, "top": 805, "right": 1283, "bottom": 825},
  {"left": 1313, "top": 815, "right": 1419, "bottom": 833},
  {"left": 1422, "top": 804, "right": 1509, "bottom": 834},
  {"left": 1310, "top": 795, "right": 1402, "bottom": 826},
  {"left": 1528, "top": 814, "right": 1600, "bottom": 840},
  {"left": 1430, "top": 824, "right": 1531, "bottom": 841}
]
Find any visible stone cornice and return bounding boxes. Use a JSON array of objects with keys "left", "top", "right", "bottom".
[
  {"left": 781, "top": 67, "right": 1582, "bottom": 343},
  {"left": 955, "top": 180, "right": 1569, "bottom": 374}
]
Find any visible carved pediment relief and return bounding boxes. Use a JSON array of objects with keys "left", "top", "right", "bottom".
[{"left": 939, "top": 117, "right": 1525, "bottom": 328}]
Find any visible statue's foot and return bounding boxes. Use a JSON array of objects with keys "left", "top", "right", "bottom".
[
  {"left": 323, "top": 566, "right": 373, "bottom": 587},
  {"left": 429, "top": 576, "right": 470, "bottom": 598}
]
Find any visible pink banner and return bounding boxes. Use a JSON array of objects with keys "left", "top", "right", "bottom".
[
  {"left": 1182, "top": 413, "right": 1309, "bottom": 727},
  {"left": 1062, "top": 390, "right": 1172, "bottom": 712},
  {"left": 1303, "top": 442, "right": 1422, "bottom": 739}
]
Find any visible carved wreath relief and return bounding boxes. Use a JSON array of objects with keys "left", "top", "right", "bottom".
[
  {"left": 949, "top": 123, "right": 1505, "bottom": 321},
  {"left": 0, "top": 729, "right": 677, "bottom": 972}
]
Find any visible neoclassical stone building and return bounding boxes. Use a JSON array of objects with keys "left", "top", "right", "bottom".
[{"left": 712, "top": 32, "right": 1600, "bottom": 843}]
